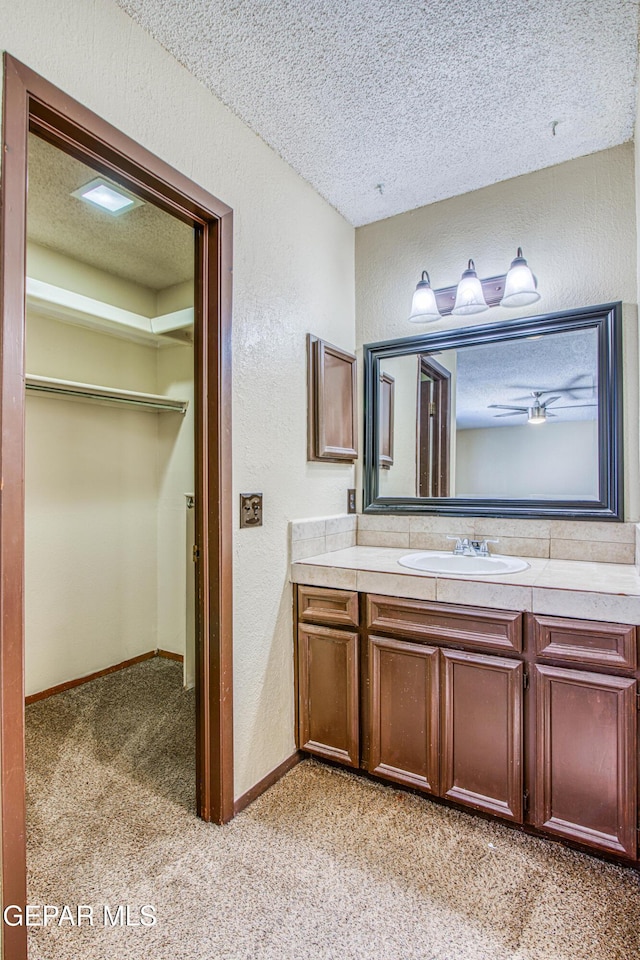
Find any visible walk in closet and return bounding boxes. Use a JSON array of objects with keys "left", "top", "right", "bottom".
[{"left": 24, "top": 132, "right": 196, "bottom": 700}]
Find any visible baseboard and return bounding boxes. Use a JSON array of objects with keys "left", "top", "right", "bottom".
[
  {"left": 156, "top": 649, "right": 184, "bottom": 663},
  {"left": 25, "top": 648, "right": 184, "bottom": 704},
  {"left": 25, "top": 651, "right": 156, "bottom": 705},
  {"left": 234, "top": 750, "right": 304, "bottom": 816}
]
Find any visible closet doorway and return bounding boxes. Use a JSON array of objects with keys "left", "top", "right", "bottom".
[{"left": 0, "top": 56, "right": 233, "bottom": 960}]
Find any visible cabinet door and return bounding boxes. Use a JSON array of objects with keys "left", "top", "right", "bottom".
[
  {"left": 368, "top": 636, "right": 439, "bottom": 793},
  {"left": 297, "top": 625, "right": 359, "bottom": 767},
  {"left": 533, "top": 664, "right": 637, "bottom": 857},
  {"left": 440, "top": 649, "right": 523, "bottom": 822}
]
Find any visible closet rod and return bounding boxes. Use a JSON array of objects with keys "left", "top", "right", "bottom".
[{"left": 25, "top": 375, "right": 188, "bottom": 414}]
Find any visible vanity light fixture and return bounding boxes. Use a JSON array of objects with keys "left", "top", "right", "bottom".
[
  {"left": 408, "top": 271, "right": 442, "bottom": 322},
  {"left": 408, "top": 248, "right": 540, "bottom": 322},
  {"left": 451, "top": 260, "right": 488, "bottom": 316},
  {"left": 71, "top": 177, "right": 144, "bottom": 216},
  {"left": 500, "top": 248, "right": 540, "bottom": 308}
]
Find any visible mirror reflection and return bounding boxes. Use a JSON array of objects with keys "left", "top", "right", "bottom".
[{"left": 377, "top": 327, "right": 599, "bottom": 501}]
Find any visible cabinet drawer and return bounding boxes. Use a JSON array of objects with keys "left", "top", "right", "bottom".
[
  {"left": 298, "top": 585, "right": 359, "bottom": 628},
  {"left": 366, "top": 595, "right": 522, "bottom": 654},
  {"left": 531, "top": 615, "right": 637, "bottom": 670}
]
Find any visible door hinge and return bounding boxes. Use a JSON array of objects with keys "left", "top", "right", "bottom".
[
  {"left": 523, "top": 789, "right": 529, "bottom": 813},
  {"left": 523, "top": 669, "right": 529, "bottom": 690},
  {"left": 192, "top": 544, "right": 200, "bottom": 562},
  {"left": 428, "top": 401, "right": 436, "bottom": 417}
]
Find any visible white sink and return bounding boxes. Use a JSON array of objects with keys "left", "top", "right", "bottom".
[{"left": 398, "top": 551, "right": 530, "bottom": 576}]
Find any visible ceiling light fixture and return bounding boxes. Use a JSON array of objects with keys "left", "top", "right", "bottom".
[
  {"left": 408, "top": 248, "right": 541, "bottom": 322},
  {"left": 527, "top": 409, "right": 547, "bottom": 424},
  {"left": 71, "top": 177, "right": 143, "bottom": 216}
]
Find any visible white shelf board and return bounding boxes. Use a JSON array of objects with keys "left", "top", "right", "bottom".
[
  {"left": 26, "top": 278, "right": 194, "bottom": 347},
  {"left": 26, "top": 375, "right": 188, "bottom": 414}
]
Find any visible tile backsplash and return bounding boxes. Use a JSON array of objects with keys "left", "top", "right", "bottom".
[
  {"left": 290, "top": 513, "right": 638, "bottom": 565},
  {"left": 290, "top": 514, "right": 357, "bottom": 561},
  {"left": 356, "top": 515, "right": 637, "bottom": 565}
]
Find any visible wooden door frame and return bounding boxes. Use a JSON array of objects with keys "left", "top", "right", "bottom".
[
  {"left": 0, "top": 55, "right": 234, "bottom": 960},
  {"left": 417, "top": 355, "right": 451, "bottom": 498}
]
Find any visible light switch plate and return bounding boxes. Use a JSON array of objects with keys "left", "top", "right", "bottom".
[{"left": 240, "top": 493, "right": 263, "bottom": 528}]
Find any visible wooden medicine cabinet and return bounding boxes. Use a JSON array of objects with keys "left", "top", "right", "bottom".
[{"left": 307, "top": 334, "right": 358, "bottom": 462}]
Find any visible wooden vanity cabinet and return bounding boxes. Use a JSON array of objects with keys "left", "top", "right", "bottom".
[
  {"left": 440, "top": 649, "right": 524, "bottom": 822},
  {"left": 368, "top": 635, "right": 440, "bottom": 793},
  {"left": 295, "top": 586, "right": 640, "bottom": 864},
  {"left": 297, "top": 623, "right": 359, "bottom": 766},
  {"left": 532, "top": 664, "right": 637, "bottom": 857},
  {"left": 296, "top": 587, "right": 360, "bottom": 767},
  {"left": 529, "top": 612, "right": 639, "bottom": 859},
  {"left": 366, "top": 598, "right": 525, "bottom": 821}
]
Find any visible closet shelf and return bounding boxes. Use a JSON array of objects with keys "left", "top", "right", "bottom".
[
  {"left": 25, "top": 375, "right": 188, "bottom": 414},
  {"left": 26, "top": 278, "right": 194, "bottom": 347}
]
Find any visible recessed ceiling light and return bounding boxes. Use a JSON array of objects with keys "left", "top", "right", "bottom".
[{"left": 71, "top": 177, "right": 143, "bottom": 216}]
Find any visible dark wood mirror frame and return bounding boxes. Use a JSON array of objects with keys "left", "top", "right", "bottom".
[{"left": 363, "top": 303, "right": 624, "bottom": 520}]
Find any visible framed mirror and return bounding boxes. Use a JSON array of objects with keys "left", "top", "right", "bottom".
[{"left": 363, "top": 303, "right": 623, "bottom": 519}]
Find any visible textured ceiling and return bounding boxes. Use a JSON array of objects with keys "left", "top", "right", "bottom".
[
  {"left": 115, "top": 0, "right": 639, "bottom": 226},
  {"left": 27, "top": 135, "right": 194, "bottom": 291},
  {"left": 452, "top": 327, "right": 598, "bottom": 429}
]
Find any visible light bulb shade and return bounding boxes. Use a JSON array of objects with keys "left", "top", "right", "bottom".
[
  {"left": 527, "top": 403, "right": 546, "bottom": 424},
  {"left": 408, "top": 272, "right": 442, "bottom": 322},
  {"left": 451, "top": 261, "right": 488, "bottom": 316},
  {"left": 500, "top": 248, "right": 541, "bottom": 308}
]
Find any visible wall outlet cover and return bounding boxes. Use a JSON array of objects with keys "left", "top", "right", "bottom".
[{"left": 240, "top": 493, "right": 263, "bottom": 528}]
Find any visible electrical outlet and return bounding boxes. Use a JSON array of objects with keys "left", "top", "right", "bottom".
[
  {"left": 347, "top": 489, "right": 357, "bottom": 514},
  {"left": 240, "top": 493, "right": 263, "bottom": 528}
]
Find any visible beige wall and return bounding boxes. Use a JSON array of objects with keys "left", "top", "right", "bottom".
[
  {"left": 456, "top": 420, "right": 599, "bottom": 500},
  {"left": 378, "top": 355, "right": 418, "bottom": 496},
  {"left": 27, "top": 242, "right": 158, "bottom": 317},
  {"left": 28, "top": 243, "right": 195, "bottom": 318},
  {"left": 0, "top": 0, "right": 356, "bottom": 815},
  {"left": 156, "top": 343, "right": 195, "bottom": 670},
  {"left": 25, "top": 313, "right": 194, "bottom": 697},
  {"left": 356, "top": 146, "right": 638, "bottom": 517}
]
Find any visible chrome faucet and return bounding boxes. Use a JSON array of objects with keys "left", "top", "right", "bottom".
[{"left": 446, "top": 536, "right": 499, "bottom": 557}]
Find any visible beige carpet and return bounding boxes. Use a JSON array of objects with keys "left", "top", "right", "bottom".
[{"left": 26, "top": 658, "right": 640, "bottom": 960}]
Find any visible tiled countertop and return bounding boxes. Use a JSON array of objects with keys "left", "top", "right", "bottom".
[{"left": 290, "top": 546, "right": 640, "bottom": 624}]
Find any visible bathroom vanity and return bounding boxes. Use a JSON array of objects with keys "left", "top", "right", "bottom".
[
  {"left": 291, "top": 298, "right": 640, "bottom": 865},
  {"left": 292, "top": 543, "right": 640, "bottom": 866}
]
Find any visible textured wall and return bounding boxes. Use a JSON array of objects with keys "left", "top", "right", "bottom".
[
  {"left": 355, "top": 145, "right": 639, "bottom": 517},
  {"left": 0, "top": 0, "right": 355, "bottom": 802},
  {"left": 356, "top": 145, "right": 636, "bottom": 344}
]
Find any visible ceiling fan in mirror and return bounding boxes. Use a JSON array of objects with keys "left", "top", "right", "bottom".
[
  {"left": 506, "top": 373, "right": 597, "bottom": 402},
  {"left": 488, "top": 390, "right": 597, "bottom": 425}
]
